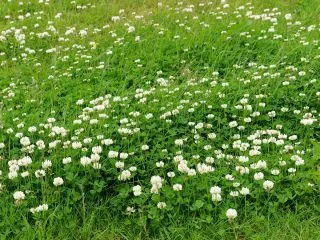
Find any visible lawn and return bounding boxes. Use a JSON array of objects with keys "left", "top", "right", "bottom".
[{"left": 0, "top": 0, "right": 319, "bottom": 239}]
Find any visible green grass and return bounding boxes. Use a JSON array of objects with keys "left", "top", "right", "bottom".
[
  {"left": 7, "top": 203, "right": 320, "bottom": 240},
  {"left": 0, "top": 0, "right": 319, "bottom": 239}
]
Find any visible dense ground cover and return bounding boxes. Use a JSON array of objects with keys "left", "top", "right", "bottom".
[{"left": 0, "top": 0, "right": 319, "bottom": 239}]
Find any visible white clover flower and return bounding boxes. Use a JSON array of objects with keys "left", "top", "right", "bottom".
[
  {"left": 72, "top": 142, "right": 82, "bottom": 149},
  {"left": 229, "top": 121, "right": 238, "bottom": 128},
  {"left": 73, "top": 119, "right": 82, "bottom": 124},
  {"left": 119, "top": 153, "right": 128, "bottom": 159},
  {"left": 300, "top": 118, "right": 315, "bottom": 125},
  {"left": 53, "top": 177, "right": 64, "bottom": 186},
  {"left": 150, "top": 176, "right": 162, "bottom": 186},
  {"left": 156, "top": 161, "right": 164, "bottom": 168},
  {"left": 207, "top": 133, "right": 217, "bottom": 140},
  {"left": 35, "top": 169, "right": 46, "bottom": 178},
  {"left": 80, "top": 156, "right": 92, "bottom": 166},
  {"left": 118, "top": 170, "right": 131, "bottom": 181},
  {"left": 127, "top": 26, "right": 135, "bottom": 33},
  {"left": 279, "top": 160, "right": 287, "bottom": 166},
  {"left": 42, "top": 160, "right": 52, "bottom": 169},
  {"left": 157, "top": 202, "right": 166, "bottom": 209},
  {"left": 187, "top": 169, "right": 196, "bottom": 176},
  {"left": 90, "top": 154, "right": 100, "bottom": 163},
  {"left": 108, "top": 150, "right": 118, "bottom": 158},
  {"left": 62, "top": 157, "right": 72, "bottom": 164},
  {"left": 141, "top": 145, "right": 149, "bottom": 151},
  {"left": 150, "top": 176, "right": 163, "bottom": 194},
  {"left": 204, "top": 145, "right": 212, "bottom": 151},
  {"left": 173, "top": 155, "right": 184, "bottom": 163},
  {"left": 115, "top": 161, "right": 124, "bottom": 169},
  {"left": 28, "top": 126, "right": 37, "bottom": 132},
  {"left": 174, "top": 139, "right": 184, "bottom": 146},
  {"left": 20, "top": 136, "right": 30, "bottom": 146},
  {"left": 18, "top": 156, "right": 32, "bottom": 166},
  {"left": 167, "top": 172, "right": 175, "bottom": 178},
  {"left": 92, "top": 163, "right": 102, "bottom": 169},
  {"left": 102, "top": 139, "right": 113, "bottom": 145},
  {"left": 226, "top": 208, "right": 237, "bottom": 220},
  {"left": 6, "top": 128, "right": 14, "bottom": 134},
  {"left": 225, "top": 174, "right": 234, "bottom": 181},
  {"left": 254, "top": 172, "right": 264, "bottom": 180},
  {"left": 21, "top": 171, "right": 29, "bottom": 178},
  {"left": 133, "top": 185, "right": 142, "bottom": 196},
  {"left": 30, "top": 204, "right": 48, "bottom": 214},
  {"left": 92, "top": 146, "right": 102, "bottom": 154},
  {"left": 268, "top": 111, "right": 276, "bottom": 118},
  {"left": 129, "top": 166, "right": 137, "bottom": 172},
  {"left": 126, "top": 206, "right": 135, "bottom": 214},
  {"left": 239, "top": 156, "right": 249, "bottom": 163},
  {"left": 79, "top": 29, "right": 87, "bottom": 37},
  {"left": 288, "top": 168, "right": 296, "bottom": 173},
  {"left": 210, "top": 186, "right": 221, "bottom": 195},
  {"left": 239, "top": 187, "right": 250, "bottom": 195},
  {"left": 145, "top": 113, "right": 153, "bottom": 119},
  {"left": 76, "top": 99, "right": 84, "bottom": 105},
  {"left": 212, "top": 194, "right": 222, "bottom": 202},
  {"left": 230, "top": 191, "right": 239, "bottom": 197},
  {"left": 263, "top": 180, "right": 274, "bottom": 191},
  {"left": 36, "top": 140, "right": 45, "bottom": 149},
  {"left": 173, "top": 184, "right": 182, "bottom": 191},
  {"left": 13, "top": 191, "right": 25, "bottom": 201},
  {"left": 111, "top": 15, "right": 120, "bottom": 22},
  {"left": 295, "top": 158, "right": 305, "bottom": 166},
  {"left": 96, "top": 135, "right": 105, "bottom": 140},
  {"left": 197, "top": 163, "right": 214, "bottom": 174},
  {"left": 8, "top": 171, "right": 18, "bottom": 179},
  {"left": 285, "top": 13, "right": 292, "bottom": 20},
  {"left": 233, "top": 182, "right": 240, "bottom": 188},
  {"left": 47, "top": 118, "right": 56, "bottom": 123},
  {"left": 205, "top": 157, "right": 215, "bottom": 164},
  {"left": 249, "top": 149, "right": 261, "bottom": 156},
  {"left": 289, "top": 135, "right": 297, "bottom": 141}
]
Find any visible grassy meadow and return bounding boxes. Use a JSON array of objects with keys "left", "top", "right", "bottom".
[{"left": 0, "top": 0, "right": 319, "bottom": 239}]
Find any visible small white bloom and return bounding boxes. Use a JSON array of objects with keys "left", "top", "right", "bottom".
[
  {"left": 53, "top": 177, "right": 64, "bottom": 186},
  {"left": 128, "top": 26, "right": 135, "bottom": 33},
  {"left": 35, "top": 169, "right": 46, "bottom": 178},
  {"left": 118, "top": 170, "right": 131, "bottom": 181},
  {"left": 156, "top": 161, "right": 164, "bottom": 167},
  {"left": 210, "top": 186, "right": 221, "bottom": 195},
  {"left": 157, "top": 202, "right": 166, "bottom": 209},
  {"left": 226, "top": 208, "right": 237, "bottom": 220},
  {"left": 42, "top": 160, "right": 52, "bottom": 169},
  {"left": 80, "top": 156, "right": 92, "bottom": 166},
  {"left": 173, "top": 184, "right": 182, "bottom": 191},
  {"left": 254, "top": 172, "right": 264, "bottom": 180},
  {"left": 141, "top": 145, "right": 149, "bottom": 151},
  {"left": 133, "top": 185, "right": 142, "bottom": 196},
  {"left": 13, "top": 191, "right": 25, "bottom": 201},
  {"left": 62, "top": 157, "right": 72, "bottom": 164},
  {"left": 115, "top": 161, "right": 125, "bottom": 169},
  {"left": 239, "top": 187, "right": 250, "bottom": 195},
  {"left": 263, "top": 180, "right": 274, "bottom": 191}
]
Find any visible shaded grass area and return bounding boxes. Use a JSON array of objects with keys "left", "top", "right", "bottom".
[{"left": 4, "top": 196, "right": 319, "bottom": 240}]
